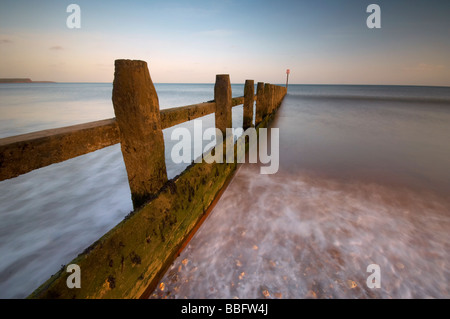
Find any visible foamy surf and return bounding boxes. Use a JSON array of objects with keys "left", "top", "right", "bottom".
[{"left": 150, "top": 165, "right": 450, "bottom": 299}]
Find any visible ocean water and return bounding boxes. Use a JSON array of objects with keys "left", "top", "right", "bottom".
[
  {"left": 150, "top": 85, "right": 450, "bottom": 299},
  {"left": 0, "top": 83, "right": 245, "bottom": 299},
  {"left": 1, "top": 83, "right": 449, "bottom": 299},
  {"left": 0, "top": 83, "right": 247, "bottom": 138}
]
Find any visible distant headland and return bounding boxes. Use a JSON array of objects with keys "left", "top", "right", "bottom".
[{"left": 0, "top": 78, "right": 55, "bottom": 83}]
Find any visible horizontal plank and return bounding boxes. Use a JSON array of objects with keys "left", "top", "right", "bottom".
[
  {"left": 0, "top": 96, "right": 252, "bottom": 181},
  {"left": 160, "top": 95, "right": 248, "bottom": 129},
  {"left": 232, "top": 96, "right": 245, "bottom": 106},
  {"left": 0, "top": 119, "right": 120, "bottom": 181},
  {"left": 160, "top": 102, "right": 216, "bottom": 129}
]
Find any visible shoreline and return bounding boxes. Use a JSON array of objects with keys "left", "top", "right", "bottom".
[{"left": 0, "top": 78, "right": 55, "bottom": 84}]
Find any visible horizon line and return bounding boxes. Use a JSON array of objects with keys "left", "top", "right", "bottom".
[{"left": 1, "top": 82, "right": 449, "bottom": 88}]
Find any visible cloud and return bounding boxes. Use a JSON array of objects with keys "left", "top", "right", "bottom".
[
  {"left": 0, "top": 39, "right": 13, "bottom": 44},
  {"left": 49, "top": 45, "right": 64, "bottom": 51}
]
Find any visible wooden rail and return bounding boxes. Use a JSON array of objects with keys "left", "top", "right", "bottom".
[
  {"left": 2, "top": 59, "right": 287, "bottom": 299},
  {"left": 1, "top": 60, "right": 287, "bottom": 209},
  {"left": 0, "top": 95, "right": 249, "bottom": 181}
]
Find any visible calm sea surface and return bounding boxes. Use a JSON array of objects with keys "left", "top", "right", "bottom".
[{"left": 0, "top": 83, "right": 449, "bottom": 298}]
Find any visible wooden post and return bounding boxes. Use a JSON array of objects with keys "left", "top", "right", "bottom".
[
  {"left": 273, "top": 85, "right": 278, "bottom": 112},
  {"left": 264, "top": 83, "right": 273, "bottom": 116},
  {"left": 112, "top": 59, "right": 168, "bottom": 209},
  {"left": 275, "top": 86, "right": 283, "bottom": 109},
  {"left": 243, "top": 80, "right": 254, "bottom": 129},
  {"left": 286, "top": 69, "right": 290, "bottom": 90},
  {"left": 255, "top": 82, "right": 265, "bottom": 126},
  {"left": 270, "top": 84, "right": 276, "bottom": 114},
  {"left": 214, "top": 74, "right": 232, "bottom": 136}
]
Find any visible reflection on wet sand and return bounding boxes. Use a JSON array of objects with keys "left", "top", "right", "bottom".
[
  {"left": 151, "top": 88, "right": 450, "bottom": 299},
  {"left": 151, "top": 164, "right": 449, "bottom": 299}
]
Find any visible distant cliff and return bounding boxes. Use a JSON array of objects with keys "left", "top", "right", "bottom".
[{"left": 0, "top": 78, "right": 55, "bottom": 83}]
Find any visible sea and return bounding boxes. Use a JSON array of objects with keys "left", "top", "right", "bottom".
[{"left": 0, "top": 83, "right": 449, "bottom": 299}]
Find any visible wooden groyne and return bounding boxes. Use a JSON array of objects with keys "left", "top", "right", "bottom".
[{"left": 0, "top": 59, "right": 287, "bottom": 298}]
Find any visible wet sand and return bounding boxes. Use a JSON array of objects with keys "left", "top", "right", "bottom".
[
  {"left": 150, "top": 89, "right": 450, "bottom": 299},
  {"left": 150, "top": 164, "right": 449, "bottom": 299}
]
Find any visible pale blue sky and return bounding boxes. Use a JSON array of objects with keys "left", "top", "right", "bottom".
[{"left": 0, "top": 0, "right": 449, "bottom": 85}]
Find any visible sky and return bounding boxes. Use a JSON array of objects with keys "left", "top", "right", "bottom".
[{"left": 0, "top": 0, "right": 449, "bottom": 85}]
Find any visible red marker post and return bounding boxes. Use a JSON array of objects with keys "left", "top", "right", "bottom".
[{"left": 286, "top": 69, "right": 290, "bottom": 90}]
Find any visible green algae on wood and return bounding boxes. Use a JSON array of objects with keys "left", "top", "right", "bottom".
[
  {"left": 29, "top": 157, "right": 236, "bottom": 299},
  {"left": 28, "top": 82, "right": 286, "bottom": 299}
]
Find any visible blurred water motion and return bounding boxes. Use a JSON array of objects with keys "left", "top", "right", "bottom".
[
  {"left": 151, "top": 86, "right": 450, "bottom": 299},
  {"left": 0, "top": 84, "right": 449, "bottom": 298}
]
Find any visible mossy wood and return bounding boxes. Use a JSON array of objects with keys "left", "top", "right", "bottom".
[{"left": 29, "top": 113, "right": 279, "bottom": 299}]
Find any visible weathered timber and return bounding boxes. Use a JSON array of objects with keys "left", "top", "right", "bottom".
[
  {"left": 28, "top": 108, "right": 279, "bottom": 299},
  {"left": 0, "top": 119, "right": 119, "bottom": 181},
  {"left": 243, "top": 80, "right": 255, "bottom": 129},
  {"left": 112, "top": 59, "right": 168, "bottom": 209},
  {"left": 0, "top": 96, "right": 251, "bottom": 182},
  {"left": 255, "top": 82, "right": 265, "bottom": 126},
  {"left": 214, "top": 75, "right": 232, "bottom": 135},
  {"left": 29, "top": 152, "right": 237, "bottom": 299}
]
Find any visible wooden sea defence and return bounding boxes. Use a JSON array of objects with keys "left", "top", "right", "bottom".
[{"left": 0, "top": 59, "right": 287, "bottom": 299}]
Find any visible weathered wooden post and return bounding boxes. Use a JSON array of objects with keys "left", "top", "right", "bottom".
[
  {"left": 274, "top": 85, "right": 280, "bottom": 110},
  {"left": 270, "top": 84, "right": 276, "bottom": 114},
  {"left": 243, "top": 80, "right": 254, "bottom": 129},
  {"left": 255, "top": 82, "right": 265, "bottom": 126},
  {"left": 286, "top": 69, "right": 290, "bottom": 90},
  {"left": 112, "top": 59, "right": 168, "bottom": 209},
  {"left": 264, "top": 83, "right": 274, "bottom": 116},
  {"left": 275, "top": 86, "right": 282, "bottom": 109},
  {"left": 214, "top": 74, "right": 232, "bottom": 135}
]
